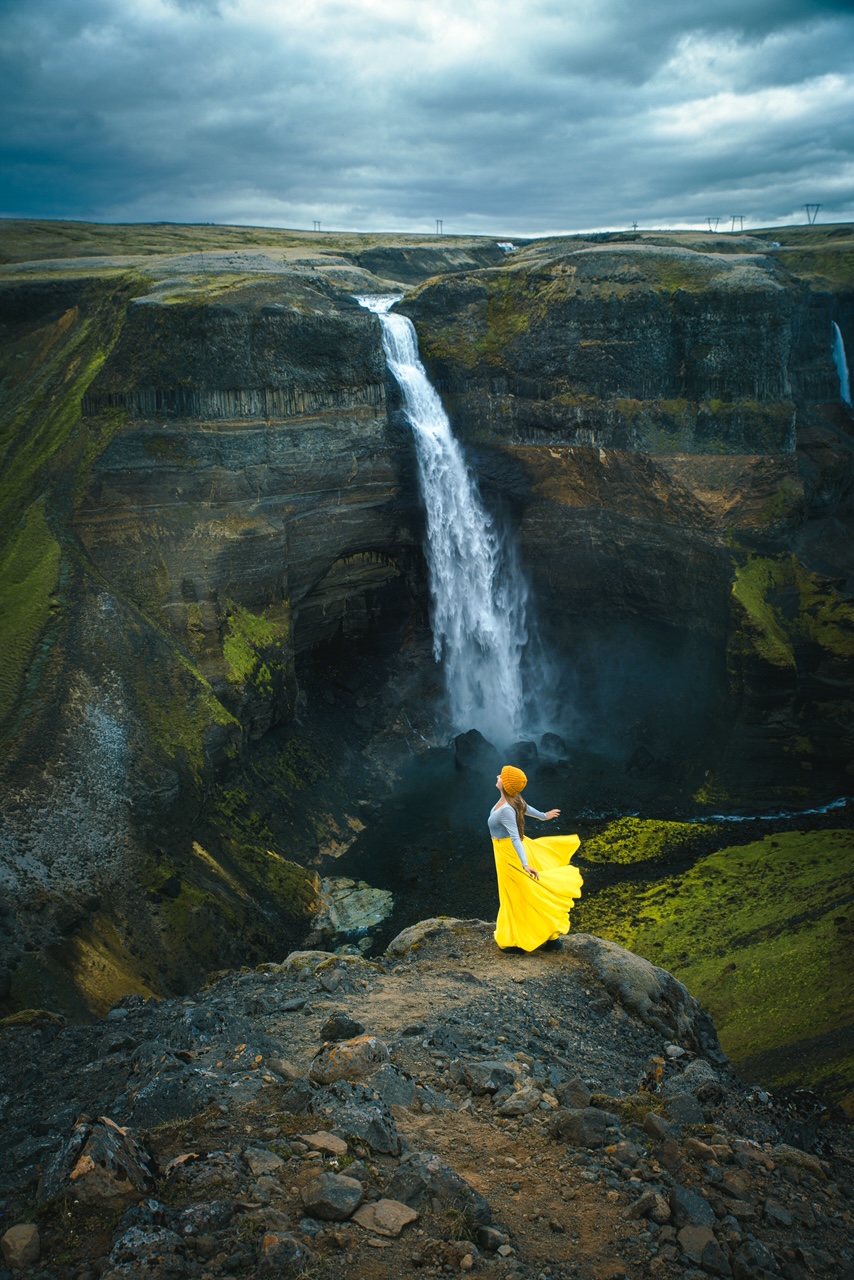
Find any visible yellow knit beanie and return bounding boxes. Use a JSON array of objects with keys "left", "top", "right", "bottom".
[{"left": 501, "top": 765, "right": 527, "bottom": 796}]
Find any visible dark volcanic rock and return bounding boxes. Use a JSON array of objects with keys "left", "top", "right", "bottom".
[{"left": 385, "top": 1150, "right": 493, "bottom": 1225}]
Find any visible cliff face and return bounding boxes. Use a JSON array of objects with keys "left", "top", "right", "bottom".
[
  {"left": 1, "top": 223, "right": 852, "bottom": 1021},
  {"left": 403, "top": 238, "right": 854, "bottom": 802},
  {"left": 76, "top": 282, "right": 420, "bottom": 732},
  {"left": 0, "top": 249, "right": 426, "bottom": 1019}
]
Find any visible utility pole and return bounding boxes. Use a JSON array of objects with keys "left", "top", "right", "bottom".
[
  {"left": 804, "top": 204, "right": 821, "bottom": 225},
  {"left": 313, "top": 220, "right": 321, "bottom": 232},
  {"left": 435, "top": 219, "right": 443, "bottom": 235},
  {"left": 707, "top": 217, "right": 720, "bottom": 233},
  {"left": 730, "top": 215, "right": 745, "bottom": 232}
]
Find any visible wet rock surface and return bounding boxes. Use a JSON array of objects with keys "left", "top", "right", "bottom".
[{"left": 0, "top": 919, "right": 851, "bottom": 1279}]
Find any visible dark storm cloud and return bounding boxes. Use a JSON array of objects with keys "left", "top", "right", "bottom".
[{"left": 0, "top": 0, "right": 851, "bottom": 233}]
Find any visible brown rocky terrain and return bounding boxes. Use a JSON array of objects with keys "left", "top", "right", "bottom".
[{"left": 2, "top": 919, "right": 852, "bottom": 1280}]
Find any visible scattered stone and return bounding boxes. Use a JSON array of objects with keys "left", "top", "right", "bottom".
[
  {"left": 643, "top": 1110, "right": 676, "bottom": 1141},
  {"left": 670, "top": 1183, "right": 716, "bottom": 1229},
  {"left": 309, "top": 1034, "right": 390, "bottom": 1084},
  {"left": 245, "top": 1147, "right": 285, "bottom": 1177},
  {"left": 677, "top": 1223, "right": 716, "bottom": 1263},
  {"left": 702, "top": 1238, "right": 734, "bottom": 1277},
  {"left": 665, "top": 1093, "right": 705, "bottom": 1124},
  {"left": 258, "top": 1231, "right": 315, "bottom": 1274},
  {"left": 771, "top": 1144, "right": 825, "bottom": 1178},
  {"left": 662, "top": 1059, "right": 721, "bottom": 1096},
  {"left": 1, "top": 1225, "right": 40, "bottom": 1269},
  {"left": 320, "top": 1012, "right": 366, "bottom": 1041},
  {"left": 556, "top": 1077, "right": 592, "bottom": 1108},
  {"left": 38, "top": 1116, "right": 156, "bottom": 1203},
  {"left": 454, "top": 728, "right": 501, "bottom": 774},
  {"left": 309, "top": 1079, "right": 401, "bottom": 1154},
  {"left": 686, "top": 1138, "right": 717, "bottom": 1161},
  {"left": 764, "top": 1199, "right": 793, "bottom": 1226},
  {"left": 386, "top": 1151, "right": 492, "bottom": 1225},
  {"left": 0, "top": 1009, "right": 65, "bottom": 1030},
  {"left": 352, "top": 1198, "right": 418, "bottom": 1236},
  {"left": 313, "top": 877, "right": 393, "bottom": 938},
  {"left": 386, "top": 917, "right": 479, "bottom": 957},
  {"left": 625, "top": 1189, "right": 671, "bottom": 1223},
  {"left": 549, "top": 1106, "right": 620, "bottom": 1148},
  {"left": 369, "top": 1063, "right": 416, "bottom": 1107},
  {"left": 497, "top": 1085, "right": 542, "bottom": 1116},
  {"left": 464, "top": 1059, "right": 519, "bottom": 1095},
  {"left": 300, "top": 1131, "right": 348, "bottom": 1157},
  {"left": 732, "top": 1237, "right": 778, "bottom": 1277},
  {"left": 300, "top": 1171, "right": 364, "bottom": 1220},
  {"left": 266, "top": 1056, "right": 301, "bottom": 1080},
  {"left": 107, "top": 1225, "right": 184, "bottom": 1276},
  {"left": 478, "top": 1225, "right": 510, "bottom": 1252}
]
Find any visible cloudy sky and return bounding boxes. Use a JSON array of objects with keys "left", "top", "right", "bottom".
[{"left": 1, "top": 0, "right": 852, "bottom": 236}]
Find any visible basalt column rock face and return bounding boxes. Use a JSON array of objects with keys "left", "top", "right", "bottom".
[{"left": 76, "top": 281, "right": 421, "bottom": 737}]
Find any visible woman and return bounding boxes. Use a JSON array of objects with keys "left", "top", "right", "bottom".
[{"left": 488, "top": 764, "right": 583, "bottom": 952}]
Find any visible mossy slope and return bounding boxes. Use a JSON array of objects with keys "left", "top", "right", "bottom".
[{"left": 576, "top": 822, "right": 854, "bottom": 1108}]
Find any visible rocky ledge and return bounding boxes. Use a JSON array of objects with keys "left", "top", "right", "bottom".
[{"left": 1, "top": 921, "right": 851, "bottom": 1280}]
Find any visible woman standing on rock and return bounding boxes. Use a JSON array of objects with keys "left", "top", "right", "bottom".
[{"left": 488, "top": 765, "right": 583, "bottom": 952}]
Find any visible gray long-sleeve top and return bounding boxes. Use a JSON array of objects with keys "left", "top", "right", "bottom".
[{"left": 487, "top": 801, "right": 547, "bottom": 868}]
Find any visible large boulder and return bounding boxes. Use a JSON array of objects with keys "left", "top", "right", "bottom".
[
  {"left": 386, "top": 1150, "right": 492, "bottom": 1226},
  {"left": 309, "top": 1035, "right": 390, "bottom": 1085},
  {"left": 561, "top": 933, "right": 726, "bottom": 1061},
  {"left": 38, "top": 1117, "right": 156, "bottom": 1204}
]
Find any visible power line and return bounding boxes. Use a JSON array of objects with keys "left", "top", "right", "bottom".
[
  {"left": 435, "top": 219, "right": 444, "bottom": 235},
  {"left": 730, "top": 215, "right": 745, "bottom": 232},
  {"left": 804, "top": 204, "right": 821, "bottom": 225},
  {"left": 312, "top": 220, "right": 321, "bottom": 232},
  {"left": 707, "top": 217, "right": 720, "bottom": 233}
]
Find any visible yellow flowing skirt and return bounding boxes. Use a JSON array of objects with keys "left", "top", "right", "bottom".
[{"left": 493, "top": 834, "right": 583, "bottom": 951}]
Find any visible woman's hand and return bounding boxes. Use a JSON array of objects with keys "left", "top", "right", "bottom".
[
  {"left": 526, "top": 866, "right": 540, "bottom": 881},
  {"left": 544, "top": 808, "right": 560, "bottom": 820}
]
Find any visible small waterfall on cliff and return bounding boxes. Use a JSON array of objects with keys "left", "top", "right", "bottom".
[
  {"left": 832, "top": 322, "right": 852, "bottom": 407},
  {"left": 358, "top": 294, "right": 541, "bottom": 745}
]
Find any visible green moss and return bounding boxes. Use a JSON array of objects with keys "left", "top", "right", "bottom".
[
  {"left": 222, "top": 600, "right": 291, "bottom": 692},
  {"left": 0, "top": 276, "right": 145, "bottom": 732},
  {"left": 580, "top": 816, "right": 723, "bottom": 866},
  {"left": 0, "top": 279, "right": 143, "bottom": 546},
  {"left": 131, "top": 645, "right": 237, "bottom": 783},
  {"left": 211, "top": 739, "right": 330, "bottom": 846},
  {"left": 776, "top": 244, "right": 854, "bottom": 290},
  {"left": 417, "top": 269, "right": 538, "bottom": 370},
  {"left": 0, "top": 499, "right": 61, "bottom": 723},
  {"left": 732, "top": 554, "right": 796, "bottom": 668},
  {"left": 692, "top": 773, "right": 730, "bottom": 808},
  {"left": 732, "top": 551, "right": 854, "bottom": 669},
  {"left": 578, "top": 829, "right": 854, "bottom": 1098}
]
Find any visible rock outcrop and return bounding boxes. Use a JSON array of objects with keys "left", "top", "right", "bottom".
[{"left": 0, "top": 921, "right": 851, "bottom": 1280}]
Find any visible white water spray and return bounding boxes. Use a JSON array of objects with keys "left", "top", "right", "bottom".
[
  {"left": 832, "top": 321, "right": 852, "bottom": 406},
  {"left": 358, "top": 294, "right": 538, "bottom": 744}
]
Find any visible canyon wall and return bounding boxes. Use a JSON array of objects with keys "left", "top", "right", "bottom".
[{"left": 1, "top": 224, "right": 852, "bottom": 1017}]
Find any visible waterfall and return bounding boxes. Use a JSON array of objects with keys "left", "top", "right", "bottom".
[
  {"left": 357, "top": 294, "right": 539, "bottom": 745},
  {"left": 832, "top": 322, "right": 852, "bottom": 406}
]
